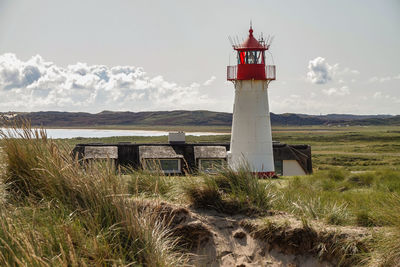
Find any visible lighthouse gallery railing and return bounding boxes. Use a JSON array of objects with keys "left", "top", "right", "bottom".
[{"left": 227, "top": 65, "right": 276, "bottom": 81}]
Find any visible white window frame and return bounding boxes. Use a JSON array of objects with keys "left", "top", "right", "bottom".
[
  {"left": 198, "top": 158, "right": 226, "bottom": 173},
  {"left": 143, "top": 158, "right": 182, "bottom": 174}
]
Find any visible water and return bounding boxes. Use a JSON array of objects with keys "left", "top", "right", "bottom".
[{"left": 1, "top": 128, "right": 228, "bottom": 139}]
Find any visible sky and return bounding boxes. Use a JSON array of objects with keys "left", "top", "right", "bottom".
[{"left": 0, "top": 0, "right": 399, "bottom": 115}]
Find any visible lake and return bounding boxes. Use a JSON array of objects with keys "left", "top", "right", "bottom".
[{"left": 38, "top": 129, "right": 228, "bottom": 139}]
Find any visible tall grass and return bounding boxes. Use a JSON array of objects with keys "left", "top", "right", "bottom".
[
  {"left": 182, "top": 165, "right": 276, "bottom": 214},
  {"left": 272, "top": 167, "right": 400, "bottom": 265},
  {"left": 0, "top": 122, "right": 184, "bottom": 266},
  {"left": 366, "top": 193, "right": 400, "bottom": 266},
  {"left": 127, "top": 168, "right": 175, "bottom": 198},
  {"left": 273, "top": 168, "right": 400, "bottom": 226}
]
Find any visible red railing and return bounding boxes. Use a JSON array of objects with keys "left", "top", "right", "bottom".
[{"left": 227, "top": 65, "right": 276, "bottom": 81}]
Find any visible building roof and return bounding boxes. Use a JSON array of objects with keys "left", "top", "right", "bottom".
[
  {"left": 139, "top": 145, "right": 184, "bottom": 159},
  {"left": 194, "top": 146, "right": 227, "bottom": 160},
  {"left": 84, "top": 146, "right": 118, "bottom": 159}
]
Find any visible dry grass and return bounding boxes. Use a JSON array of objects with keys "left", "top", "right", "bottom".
[
  {"left": 181, "top": 165, "right": 276, "bottom": 215},
  {"left": 0, "top": 121, "right": 185, "bottom": 266}
]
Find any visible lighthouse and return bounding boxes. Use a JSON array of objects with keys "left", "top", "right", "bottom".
[{"left": 227, "top": 26, "right": 276, "bottom": 176}]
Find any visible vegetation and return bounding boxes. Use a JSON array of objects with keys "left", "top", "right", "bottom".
[
  {"left": 3, "top": 110, "right": 399, "bottom": 129},
  {"left": 270, "top": 168, "right": 400, "bottom": 226},
  {"left": 182, "top": 166, "right": 276, "bottom": 214},
  {"left": 0, "top": 125, "right": 185, "bottom": 266},
  {"left": 0, "top": 123, "right": 399, "bottom": 265}
]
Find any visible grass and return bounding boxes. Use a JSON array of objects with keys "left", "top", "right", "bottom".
[
  {"left": 272, "top": 125, "right": 400, "bottom": 171},
  {"left": 181, "top": 166, "right": 276, "bottom": 214},
  {"left": 240, "top": 217, "right": 370, "bottom": 266},
  {"left": 60, "top": 125, "right": 400, "bottom": 171},
  {"left": 270, "top": 168, "right": 400, "bottom": 226},
  {"left": 62, "top": 133, "right": 231, "bottom": 147},
  {"left": 1, "top": 123, "right": 400, "bottom": 265},
  {"left": 0, "top": 123, "right": 185, "bottom": 266}
]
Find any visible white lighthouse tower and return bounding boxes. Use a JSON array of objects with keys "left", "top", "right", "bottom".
[{"left": 227, "top": 26, "right": 276, "bottom": 177}]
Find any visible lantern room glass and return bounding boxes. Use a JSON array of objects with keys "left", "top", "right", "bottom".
[{"left": 237, "top": 51, "right": 264, "bottom": 64}]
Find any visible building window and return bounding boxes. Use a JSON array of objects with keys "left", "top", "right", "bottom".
[
  {"left": 274, "top": 160, "right": 283, "bottom": 176},
  {"left": 143, "top": 159, "right": 181, "bottom": 174},
  {"left": 198, "top": 159, "right": 226, "bottom": 173}
]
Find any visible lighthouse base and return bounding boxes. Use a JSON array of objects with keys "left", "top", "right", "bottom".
[
  {"left": 228, "top": 80, "right": 275, "bottom": 173},
  {"left": 253, "top": 171, "right": 276, "bottom": 178}
]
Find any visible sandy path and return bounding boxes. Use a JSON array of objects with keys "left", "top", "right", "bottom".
[{"left": 183, "top": 209, "right": 332, "bottom": 267}]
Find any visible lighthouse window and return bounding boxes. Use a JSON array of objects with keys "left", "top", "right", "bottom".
[
  {"left": 237, "top": 51, "right": 263, "bottom": 64},
  {"left": 248, "top": 51, "right": 256, "bottom": 64},
  {"left": 238, "top": 52, "right": 245, "bottom": 64}
]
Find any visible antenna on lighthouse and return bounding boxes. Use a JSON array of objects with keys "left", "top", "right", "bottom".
[
  {"left": 228, "top": 36, "right": 234, "bottom": 47},
  {"left": 235, "top": 36, "right": 240, "bottom": 47},
  {"left": 269, "top": 35, "right": 275, "bottom": 47}
]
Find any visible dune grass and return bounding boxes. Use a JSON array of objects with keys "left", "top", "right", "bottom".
[
  {"left": 271, "top": 168, "right": 400, "bottom": 226},
  {"left": 181, "top": 166, "right": 276, "bottom": 214},
  {"left": 1, "top": 123, "right": 400, "bottom": 265},
  {"left": 0, "top": 123, "right": 185, "bottom": 266}
]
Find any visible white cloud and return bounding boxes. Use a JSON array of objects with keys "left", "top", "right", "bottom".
[
  {"left": 323, "top": 86, "right": 350, "bottom": 96},
  {"left": 203, "top": 76, "right": 216, "bottom": 86},
  {"left": 337, "top": 67, "right": 360, "bottom": 75},
  {"left": 0, "top": 53, "right": 217, "bottom": 112},
  {"left": 306, "top": 57, "right": 360, "bottom": 87},
  {"left": 368, "top": 74, "right": 400, "bottom": 83},
  {"left": 306, "top": 57, "right": 337, "bottom": 84},
  {"left": 373, "top": 91, "right": 382, "bottom": 98},
  {"left": 368, "top": 76, "right": 379, "bottom": 83},
  {"left": 372, "top": 91, "right": 400, "bottom": 103},
  {"left": 380, "top": 76, "right": 391, "bottom": 82}
]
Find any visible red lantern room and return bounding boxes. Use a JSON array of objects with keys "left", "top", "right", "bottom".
[{"left": 227, "top": 26, "right": 276, "bottom": 81}]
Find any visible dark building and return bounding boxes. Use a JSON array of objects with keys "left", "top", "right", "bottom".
[{"left": 73, "top": 139, "right": 312, "bottom": 176}]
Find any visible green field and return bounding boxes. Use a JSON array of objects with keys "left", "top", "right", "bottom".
[{"left": 63, "top": 125, "right": 400, "bottom": 171}]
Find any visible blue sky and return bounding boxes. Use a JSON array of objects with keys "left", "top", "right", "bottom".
[{"left": 0, "top": 0, "right": 399, "bottom": 114}]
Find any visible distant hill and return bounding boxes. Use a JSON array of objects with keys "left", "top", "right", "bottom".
[{"left": 1, "top": 111, "right": 399, "bottom": 127}]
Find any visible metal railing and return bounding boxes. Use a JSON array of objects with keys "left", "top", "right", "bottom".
[
  {"left": 265, "top": 65, "right": 276, "bottom": 80},
  {"left": 227, "top": 65, "right": 237, "bottom": 80},
  {"left": 227, "top": 65, "right": 276, "bottom": 81}
]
